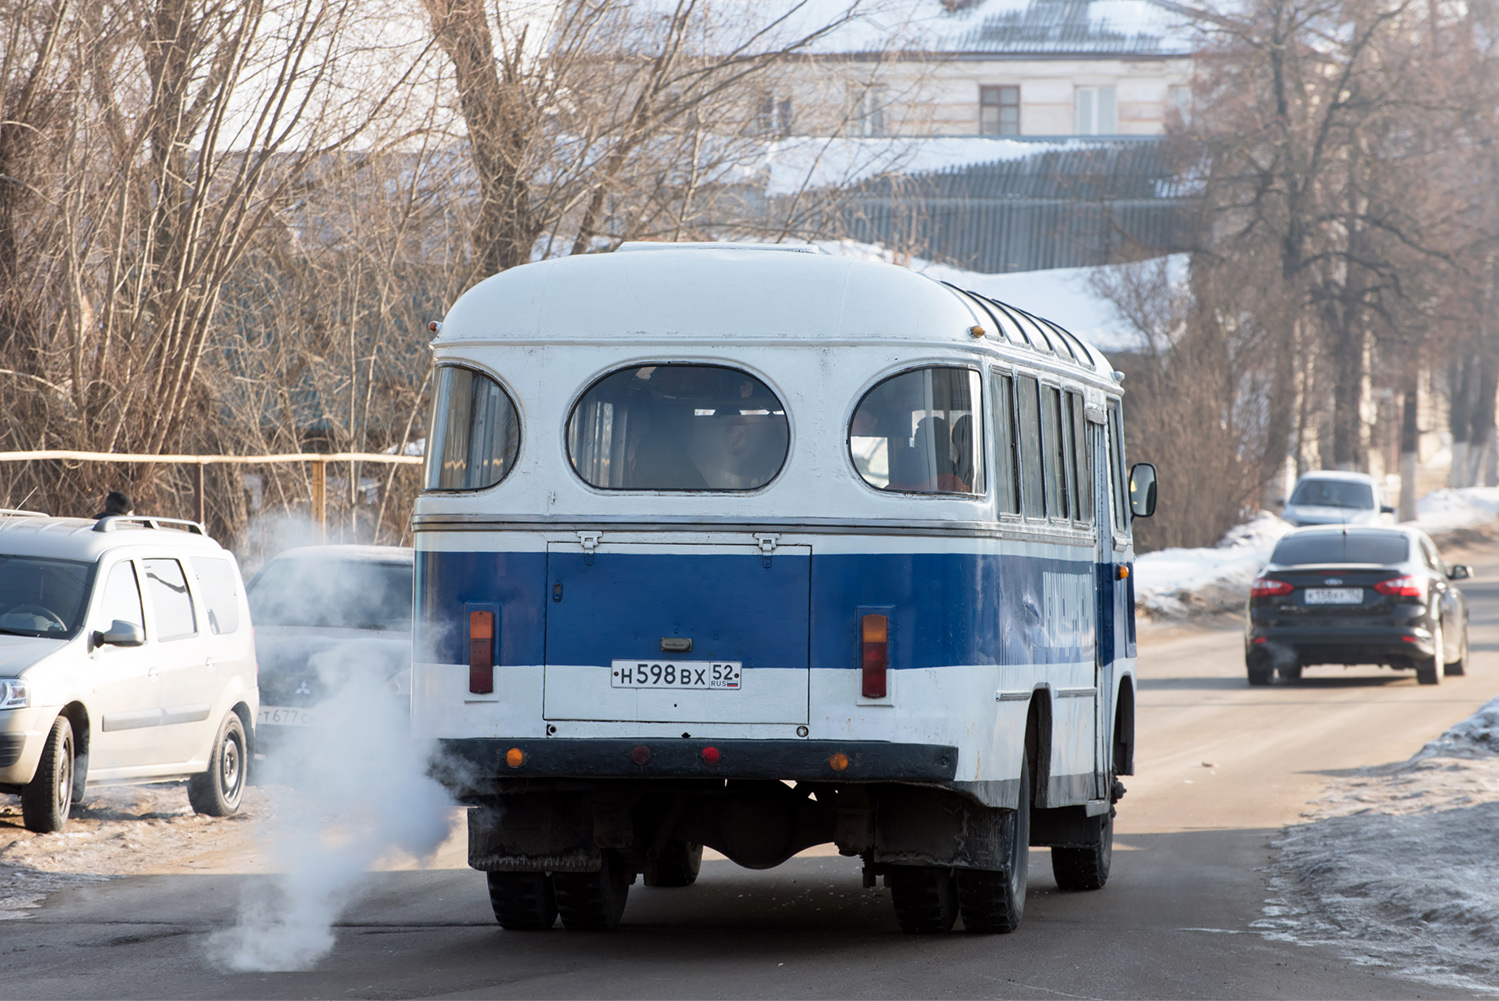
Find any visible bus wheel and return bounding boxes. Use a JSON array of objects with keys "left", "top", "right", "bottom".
[
  {"left": 956, "top": 751, "right": 1031, "bottom": 933},
  {"left": 487, "top": 871, "right": 557, "bottom": 931},
  {"left": 646, "top": 840, "right": 702, "bottom": 887},
  {"left": 1051, "top": 807, "right": 1112, "bottom": 892},
  {"left": 554, "top": 851, "right": 630, "bottom": 930},
  {"left": 888, "top": 865, "right": 958, "bottom": 933}
]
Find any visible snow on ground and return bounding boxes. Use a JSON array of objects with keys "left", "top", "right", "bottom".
[
  {"left": 0, "top": 785, "right": 265, "bottom": 918},
  {"left": 760, "top": 136, "right": 1084, "bottom": 198},
  {"left": 1415, "top": 486, "right": 1499, "bottom": 532},
  {"left": 1135, "top": 486, "right": 1499, "bottom": 621},
  {"left": 1255, "top": 696, "right": 1499, "bottom": 994}
]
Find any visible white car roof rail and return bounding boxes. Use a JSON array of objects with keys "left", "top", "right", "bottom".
[
  {"left": 92, "top": 515, "right": 207, "bottom": 535},
  {"left": 0, "top": 508, "right": 49, "bottom": 518}
]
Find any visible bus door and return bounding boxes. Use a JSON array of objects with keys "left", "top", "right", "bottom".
[
  {"left": 541, "top": 539, "right": 812, "bottom": 725},
  {"left": 1089, "top": 408, "right": 1115, "bottom": 798}
]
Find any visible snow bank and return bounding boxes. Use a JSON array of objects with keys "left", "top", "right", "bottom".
[
  {"left": 1134, "top": 511, "right": 1293, "bottom": 618},
  {"left": 1415, "top": 486, "right": 1499, "bottom": 532},
  {"left": 1257, "top": 698, "right": 1499, "bottom": 993}
]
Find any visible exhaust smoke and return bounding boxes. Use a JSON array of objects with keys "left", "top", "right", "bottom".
[{"left": 210, "top": 542, "right": 453, "bottom": 972}]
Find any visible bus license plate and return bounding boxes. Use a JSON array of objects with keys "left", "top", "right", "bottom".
[
  {"left": 611, "top": 660, "right": 742, "bottom": 690},
  {"left": 1305, "top": 588, "right": 1363, "bottom": 604}
]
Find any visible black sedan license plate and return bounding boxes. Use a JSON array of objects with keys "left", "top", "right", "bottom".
[{"left": 611, "top": 660, "right": 741, "bottom": 690}]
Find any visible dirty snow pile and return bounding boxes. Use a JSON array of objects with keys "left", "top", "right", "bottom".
[{"left": 1256, "top": 695, "right": 1499, "bottom": 993}]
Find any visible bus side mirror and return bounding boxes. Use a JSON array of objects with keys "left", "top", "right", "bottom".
[{"left": 1129, "top": 463, "right": 1157, "bottom": 519}]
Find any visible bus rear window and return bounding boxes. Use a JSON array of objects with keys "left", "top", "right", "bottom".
[
  {"left": 850, "top": 367, "right": 984, "bottom": 495},
  {"left": 425, "top": 366, "right": 521, "bottom": 491},
  {"left": 567, "top": 365, "right": 788, "bottom": 491}
]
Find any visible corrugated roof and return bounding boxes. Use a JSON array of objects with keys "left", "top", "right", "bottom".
[{"left": 947, "top": 0, "right": 1190, "bottom": 54}]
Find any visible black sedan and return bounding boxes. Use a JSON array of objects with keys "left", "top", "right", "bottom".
[{"left": 1245, "top": 526, "right": 1471, "bottom": 686}]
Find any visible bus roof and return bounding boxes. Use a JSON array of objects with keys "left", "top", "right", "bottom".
[{"left": 433, "top": 246, "right": 1116, "bottom": 382}]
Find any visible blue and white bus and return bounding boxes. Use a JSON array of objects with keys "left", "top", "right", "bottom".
[{"left": 411, "top": 244, "right": 1157, "bottom": 934}]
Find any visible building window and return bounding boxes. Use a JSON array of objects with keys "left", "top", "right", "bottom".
[
  {"left": 979, "top": 85, "right": 1019, "bottom": 136},
  {"left": 852, "top": 85, "right": 886, "bottom": 137},
  {"left": 1075, "top": 86, "right": 1117, "bottom": 135},
  {"left": 756, "top": 94, "right": 794, "bottom": 138}
]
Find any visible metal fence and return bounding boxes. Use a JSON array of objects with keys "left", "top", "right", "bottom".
[{"left": 839, "top": 138, "right": 1199, "bottom": 273}]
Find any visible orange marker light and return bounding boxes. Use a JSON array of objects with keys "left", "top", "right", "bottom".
[
  {"left": 1117, "top": 565, "right": 1130, "bottom": 580},
  {"left": 505, "top": 747, "right": 524, "bottom": 768},
  {"left": 861, "top": 613, "right": 888, "bottom": 699},
  {"left": 829, "top": 752, "right": 849, "bottom": 771}
]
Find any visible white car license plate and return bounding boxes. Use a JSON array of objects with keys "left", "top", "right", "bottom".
[
  {"left": 258, "top": 705, "right": 318, "bottom": 727},
  {"left": 1304, "top": 588, "right": 1363, "bottom": 605},
  {"left": 610, "top": 660, "right": 741, "bottom": 690}
]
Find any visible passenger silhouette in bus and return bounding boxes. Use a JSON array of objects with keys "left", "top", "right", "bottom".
[
  {"left": 950, "top": 414, "right": 976, "bottom": 493},
  {"left": 623, "top": 398, "right": 708, "bottom": 490},
  {"left": 890, "top": 415, "right": 961, "bottom": 493}
]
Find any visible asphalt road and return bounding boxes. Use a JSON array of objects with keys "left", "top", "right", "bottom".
[{"left": 6, "top": 542, "right": 1499, "bottom": 999}]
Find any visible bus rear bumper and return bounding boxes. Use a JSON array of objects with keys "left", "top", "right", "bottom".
[{"left": 436, "top": 737, "right": 958, "bottom": 792}]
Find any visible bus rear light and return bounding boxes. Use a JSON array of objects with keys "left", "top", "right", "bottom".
[
  {"left": 469, "top": 610, "right": 495, "bottom": 694},
  {"left": 1374, "top": 575, "right": 1427, "bottom": 598},
  {"left": 829, "top": 752, "right": 849, "bottom": 771},
  {"left": 1250, "top": 578, "right": 1294, "bottom": 598},
  {"left": 700, "top": 746, "right": 720, "bottom": 766},
  {"left": 630, "top": 745, "right": 652, "bottom": 765},
  {"left": 861, "top": 614, "right": 888, "bottom": 698},
  {"left": 505, "top": 747, "right": 524, "bottom": 768}
]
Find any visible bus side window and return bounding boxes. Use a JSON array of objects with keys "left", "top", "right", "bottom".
[
  {"left": 1040, "top": 385, "right": 1067, "bottom": 520},
  {"left": 1015, "top": 375, "right": 1045, "bottom": 518},
  {"left": 991, "top": 372, "right": 1019, "bottom": 515},
  {"left": 1108, "top": 400, "right": 1128, "bottom": 534},
  {"left": 1067, "top": 391, "right": 1092, "bottom": 526}
]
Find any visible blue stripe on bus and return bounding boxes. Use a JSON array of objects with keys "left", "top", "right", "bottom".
[{"left": 416, "top": 549, "right": 1125, "bottom": 670}]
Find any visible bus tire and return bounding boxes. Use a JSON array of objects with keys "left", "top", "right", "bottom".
[
  {"left": 888, "top": 865, "right": 959, "bottom": 934},
  {"left": 647, "top": 840, "right": 702, "bottom": 887},
  {"left": 955, "top": 750, "right": 1031, "bottom": 934},
  {"left": 1051, "top": 807, "right": 1112, "bottom": 892},
  {"left": 487, "top": 871, "right": 557, "bottom": 930},
  {"left": 554, "top": 850, "right": 630, "bottom": 930}
]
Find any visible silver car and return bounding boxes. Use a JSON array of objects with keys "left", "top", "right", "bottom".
[
  {"left": 245, "top": 545, "right": 413, "bottom": 751},
  {"left": 0, "top": 511, "right": 258, "bottom": 832},
  {"left": 1280, "top": 471, "right": 1395, "bottom": 527}
]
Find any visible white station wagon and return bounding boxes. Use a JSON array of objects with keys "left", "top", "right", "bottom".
[{"left": 0, "top": 511, "right": 258, "bottom": 832}]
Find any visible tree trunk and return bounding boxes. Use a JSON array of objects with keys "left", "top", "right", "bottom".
[
  {"left": 1450, "top": 355, "right": 1473, "bottom": 488},
  {"left": 1398, "top": 382, "right": 1418, "bottom": 521},
  {"left": 1469, "top": 352, "right": 1498, "bottom": 486}
]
